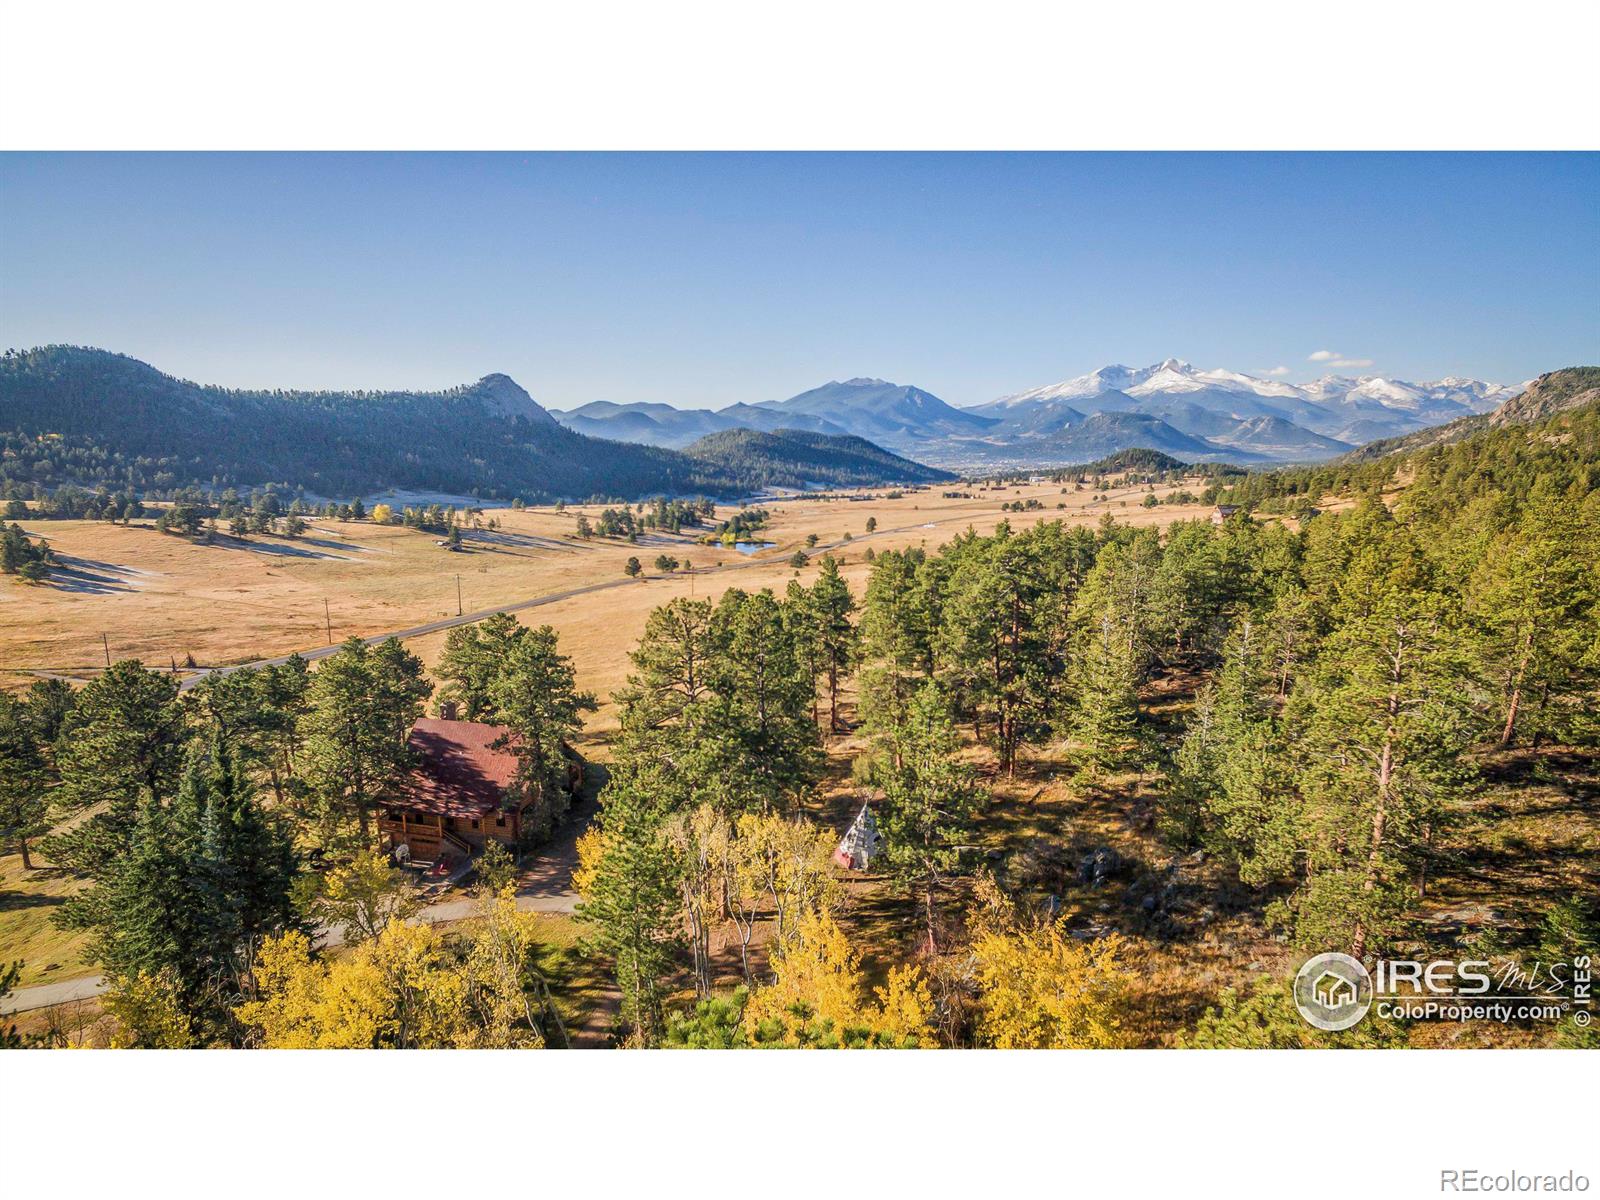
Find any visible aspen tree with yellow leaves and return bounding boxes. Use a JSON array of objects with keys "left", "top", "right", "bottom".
[
  {"left": 743, "top": 910, "right": 932, "bottom": 1047},
  {"left": 966, "top": 875, "right": 1132, "bottom": 1049}
]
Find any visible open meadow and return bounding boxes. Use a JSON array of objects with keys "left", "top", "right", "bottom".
[{"left": 2, "top": 475, "right": 1215, "bottom": 728}]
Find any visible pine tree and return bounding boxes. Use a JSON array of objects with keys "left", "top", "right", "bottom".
[
  {"left": 1285, "top": 588, "right": 1477, "bottom": 959},
  {"left": 435, "top": 611, "right": 525, "bottom": 720},
  {"left": 1172, "top": 618, "right": 1298, "bottom": 883},
  {"left": 298, "top": 637, "right": 431, "bottom": 846},
  {"left": 190, "top": 658, "right": 310, "bottom": 807},
  {"left": 487, "top": 624, "right": 596, "bottom": 837},
  {"left": 1467, "top": 495, "right": 1598, "bottom": 746},
  {"left": 57, "top": 739, "right": 300, "bottom": 1039},
  {"left": 195, "top": 737, "right": 300, "bottom": 992},
  {"left": 857, "top": 549, "right": 936, "bottom": 757},
  {"left": 1148, "top": 519, "right": 1226, "bottom": 656},
  {"left": 575, "top": 781, "right": 683, "bottom": 1045},
  {"left": 808, "top": 555, "right": 859, "bottom": 734},
  {"left": 46, "top": 660, "right": 187, "bottom": 878},
  {"left": 876, "top": 683, "right": 985, "bottom": 951},
  {"left": 1070, "top": 609, "right": 1141, "bottom": 776},
  {"left": 702, "top": 588, "right": 821, "bottom": 813},
  {"left": 0, "top": 693, "right": 48, "bottom": 869},
  {"left": 939, "top": 532, "right": 1053, "bottom": 774}
]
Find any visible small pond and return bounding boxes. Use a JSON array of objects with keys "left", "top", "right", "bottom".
[{"left": 732, "top": 541, "right": 777, "bottom": 555}]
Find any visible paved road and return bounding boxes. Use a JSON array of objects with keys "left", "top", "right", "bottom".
[
  {"left": 0, "top": 885, "right": 582, "bottom": 1015},
  {"left": 0, "top": 972, "right": 107, "bottom": 1013}
]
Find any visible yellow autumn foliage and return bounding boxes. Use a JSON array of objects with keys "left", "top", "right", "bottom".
[
  {"left": 967, "top": 875, "right": 1132, "bottom": 1049},
  {"left": 238, "top": 925, "right": 470, "bottom": 1048},
  {"left": 744, "top": 909, "right": 933, "bottom": 1047},
  {"left": 571, "top": 824, "right": 609, "bottom": 899},
  {"left": 104, "top": 970, "right": 196, "bottom": 1049}
]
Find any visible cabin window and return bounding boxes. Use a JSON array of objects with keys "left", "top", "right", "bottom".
[
  {"left": 471, "top": 819, "right": 480, "bottom": 830},
  {"left": 445, "top": 817, "right": 456, "bottom": 830},
  {"left": 496, "top": 815, "right": 506, "bottom": 828}
]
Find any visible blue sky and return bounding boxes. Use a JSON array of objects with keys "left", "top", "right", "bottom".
[{"left": 2, "top": 153, "right": 1595, "bottom": 409}]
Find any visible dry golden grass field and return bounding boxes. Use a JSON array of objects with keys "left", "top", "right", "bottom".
[{"left": 2, "top": 476, "right": 1216, "bottom": 734}]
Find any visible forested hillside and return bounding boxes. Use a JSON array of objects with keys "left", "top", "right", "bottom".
[
  {"left": 1337, "top": 366, "right": 1600, "bottom": 465},
  {"left": 1215, "top": 369, "right": 1600, "bottom": 515},
  {"left": 680, "top": 428, "right": 955, "bottom": 489},
  {"left": 0, "top": 347, "right": 741, "bottom": 502}
]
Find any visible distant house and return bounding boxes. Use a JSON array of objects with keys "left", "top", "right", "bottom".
[
  {"left": 1211, "top": 504, "right": 1240, "bottom": 525},
  {"left": 378, "top": 716, "right": 581, "bottom": 865}
]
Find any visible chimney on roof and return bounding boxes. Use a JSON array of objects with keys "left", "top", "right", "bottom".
[{"left": 440, "top": 700, "right": 459, "bottom": 721}]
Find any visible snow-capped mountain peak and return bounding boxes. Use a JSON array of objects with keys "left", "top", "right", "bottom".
[
  {"left": 983, "top": 360, "right": 1511, "bottom": 414},
  {"left": 969, "top": 360, "right": 1515, "bottom": 459}
]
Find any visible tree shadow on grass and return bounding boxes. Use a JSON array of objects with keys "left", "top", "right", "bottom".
[
  {"left": 43, "top": 555, "right": 144, "bottom": 595},
  {"left": 0, "top": 890, "right": 65, "bottom": 913}
]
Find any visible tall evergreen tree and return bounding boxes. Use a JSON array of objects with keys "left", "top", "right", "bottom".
[
  {"left": 46, "top": 660, "right": 187, "bottom": 878},
  {"left": 195, "top": 737, "right": 301, "bottom": 992},
  {"left": 1070, "top": 609, "right": 1142, "bottom": 776},
  {"left": 857, "top": 548, "right": 935, "bottom": 755},
  {"left": 436, "top": 612, "right": 528, "bottom": 720},
  {"left": 1467, "top": 495, "right": 1598, "bottom": 746},
  {"left": 1285, "top": 589, "right": 1477, "bottom": 959},
  {"left": 876, "top": 682, "right": 985, "bottom": 951},
  {"left": 191, "top": 657, "right": 310, "bottom": 806},
  {"left": 297, "top": 637, "right": 431, "bottom": 846},
  {"left": 575, "top": 782, "right": 683, "bottom": 1045},
  {"left": 487, "top": 624, "right": 597, "bottom": 837},
  {"left": 807, "top": 556, "right": 859, "bottom": 734},
  {"left": 1171, "top": 618, "right": 1297, "bottom": 882},
  {"left": 938, "top": 531, "right": 1052, "bottom": 775},
  {"left": 702, "top": 589, "right": 821, "bottom": 813},
  {"left": 0, "top": 692, "right": 48, "bottom": 869},
  {"left": 59, "top": 740, "right": 299, "bottom": 1039}
]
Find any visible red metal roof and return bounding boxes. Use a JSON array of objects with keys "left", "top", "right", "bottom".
[{"left": 400, "top": 718, "right": 522, "bottom": 819}]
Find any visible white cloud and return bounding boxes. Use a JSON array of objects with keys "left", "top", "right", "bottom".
[
  {"left": 1264, "top": 365, "right": 1291, "bottom": 376},
  {"left": 1308, "top": 349, "right": 1375, "bottom": 370}
]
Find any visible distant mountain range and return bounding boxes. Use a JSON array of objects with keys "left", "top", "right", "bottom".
[
  {"left": 554, "top": 359, "right": 1521, "bottom": 466},
  {"left": 0, "top": 347, "right": 949, "bottom": 501},
  {"left": 556, "top": 377, "right": 994, "bottom": 450},
  {"left": 0, "top": 346, "right": 1549, "bottom": 505}
]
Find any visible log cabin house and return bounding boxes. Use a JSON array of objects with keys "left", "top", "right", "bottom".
[{"left": 378, "top": 717, "right": 580, "bottom": 865}]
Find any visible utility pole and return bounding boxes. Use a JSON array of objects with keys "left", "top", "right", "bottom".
[
  {"left": 456, "top": 574, "right": 463, "bottom": 616},
  {"left": 324, "top": 598, "right": 333, "bottom": 644},
  {"left": 101, "top": 632, "right": 111, "bottom": 668}
]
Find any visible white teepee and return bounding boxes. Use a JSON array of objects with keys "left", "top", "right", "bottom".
[{"left": 833, "top": 801, "right": 883, "bottom": 870}]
